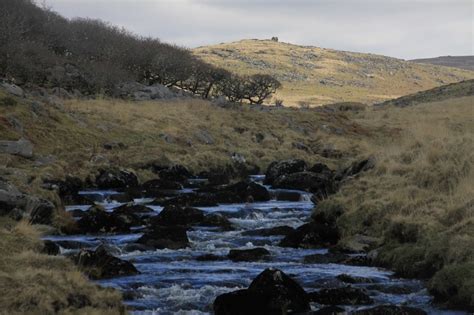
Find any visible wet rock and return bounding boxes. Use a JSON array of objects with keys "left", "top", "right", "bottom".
[
  {"left": 200, "top": 213, "right": 233, "bottom": 230},
  {"left": 157, "top": 193, "right": 218, "bottom": 207},
  {"left": 242, "top": 226, "right": 295, "bottom": 236},
  {"left": 279, "top": 222, "right": 339, "bottom": 248},
  {"left": 200, "top": 180, "right": 271, "bottom": 204},
  {"left": 248, "top": 268, "right": 311, "bottom": 312},
  {"left": 273, "top": 171, "right": 335, "bottom": 197},
  {"left": 264, "top": 159, "right": 307, "bottom": 185},
  {"left": 55, "top": 240, "right": 91, "bottom": 249},
  {"left": 352, "top": 305, "right": 427, "bottom": 315},
  {"left": 122, "top": 243, "right": 152, "bottom": 252},
  {"left": 308, "top": 287, "right": 373, "bottom": 305},
  {"left": 69, "top": 209, "right": 86, "bottom": 218},
  {"left": 158, "top": 165, "right": 191, "bottom": 182},
  {"left": 76, "top": 205, "right": 131, "bottom": 234},
  {"left": 137, "top": 225, "right": 189, "bottom": 249},
  {"left": 0, "top": 138, "right": 33, "bottom": 158},
  {"left": 95, "top": 168, "right": 138, "bottom": 189},
  {"left": 336, "top": 274, "right": 374, "bottom": 284},
  {"left": 112, "top": 206, "right": 144, "bottom": 227},
  {"left": 275, "top": 190, "right": 302, "bottom": 201},
  {"left": 42, "top": 240, "right": 60, "bottom": 255},
  {"left": 214, "top": 268, "right": 310, "bottom": 315},
  {"left": 196, "top": 254, "right": 225, "bottom": 261},
  {"left": 365, "top": 284, "right": 419, "bottom": 295},
  {"left": 148, "top": 205, "right": 205, "bottom": 227},
  {"left": 72, "top": 247, "right": 139, "bottom": 280},
  {"left": 228, "top": 248, "right": 271, "bottom": 262}
]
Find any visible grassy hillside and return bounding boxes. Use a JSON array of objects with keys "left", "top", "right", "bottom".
[
  {"left": 193, "top": 39, "right": 474, "bottom": 106},
  {"left": 412, "top": 56, "right": 474, "bottom": 71},
  {"left": 1, "top": 80, "right": 473, "bottom": 310}
]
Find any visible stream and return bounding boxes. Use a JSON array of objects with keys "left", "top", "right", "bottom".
[{"left": 44, "top": 176, "right": 467, "bottom": 315}]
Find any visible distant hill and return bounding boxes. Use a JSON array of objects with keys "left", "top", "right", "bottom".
[
  {"left": 194, "top": 39, "right": 474, "bottom": 106},
  {"left": 411, "top": 56, "right": 474, "bottom": 71},
  {"left": 376, "top": 79, "right": 474, "bottom": 107}
]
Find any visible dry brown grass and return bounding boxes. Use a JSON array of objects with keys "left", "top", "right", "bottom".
[
  {"left": 0, "top": 218, "right": 124, "bottom": 315},
  {"left": 317, "top": 96, "right": 474, "bottom": 309},
  {"left": 194, "top": 39, "right": 474, "bottom": 106}
]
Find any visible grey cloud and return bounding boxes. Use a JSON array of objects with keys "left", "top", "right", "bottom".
[{"left": 44, "top": 0, "right": 473, "bottom": 59}]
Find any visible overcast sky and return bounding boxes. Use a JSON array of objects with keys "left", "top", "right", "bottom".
[{"left": 43, "top": 0, "right": 473, "bottom": 60}]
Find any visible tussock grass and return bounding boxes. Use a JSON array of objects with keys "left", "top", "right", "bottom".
[
  {"left": 0, "top": 218, "right": 124, "bottom": 314},
  {"left": 317, "top": 96, "right": 474, "bottom": 309}
]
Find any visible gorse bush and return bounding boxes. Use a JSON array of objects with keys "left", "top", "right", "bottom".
[{"left": 0, "top": 0, "right": 280, "bottom": 103}]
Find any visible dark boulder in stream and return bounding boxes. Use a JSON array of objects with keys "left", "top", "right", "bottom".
[
  {"left": 137, "top": 225, "right": 189, "bottom": 249},
  {"left": 148, "top": 205, "right": 205, "bottom": 227},
  {"left": 228, "top": 248, "right": 271, "bottom": 262},
  {"left": 72, "top": 246, "right": 139, "bottom": 280},
  {"left": 76, "top": 205, "right": 131, "bottom": 234},
  {"left": 200, "top": 180, "right": 271, "bottom": 203},
  {"left": 95, "top": 168, "right": 139, "bottom": 189},
  {"left": 158, "top": 164, "right": 191, "bottom": 182},
  {"left": 200, "top": 213, "right": 233, "bottom": 230},
  {"left": 279, "top": 222, "right": 339, "bottom": 248},
  {"left": 264, "top": 159, "right": 307, "bottom": 185},
  {"left": 272, "top": 171, "right": 335, "bottom": 197},
  {"left": 157, "top": 193, "right": 219, "bottom": 207},
  {"left": 308, "top": 286, "right": 373, "bottom": 305},
  {"left": 214, "top": 268, "right": 310, "bottom": 315},
  {"left": 142, "top": 178, "right": 183, "bottom": 194}
]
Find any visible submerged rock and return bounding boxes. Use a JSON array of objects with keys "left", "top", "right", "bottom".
[
  {"left": 137, "top": 225, "right": 189, "bottom": 249},
  {"left": 228, "top": 248, "right": 271, "bottom": 262},
  {"left": 308, "top": 286, "right": 373, "bottom": 305},
  {"left": 303, "top": 253, "right": 350, "bottom": 264},
  {"left": 214, "top": 268, "right": 310, "bottom": 315},
  {"left": 352, "top": 305, "right": 427, "bottom": 315},
  {"left": 242, "top": 225, "right": 295, "bottom": 236},
  {"left": 72, "top": 247, "right": 139, "bottom": 280},
  {"left": 279, "top": 222, "right": 339, "bottom": 248}
]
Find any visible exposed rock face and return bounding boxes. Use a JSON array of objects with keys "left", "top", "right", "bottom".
[
  {"left": 308, "top": 287, "right": 373, "bottom": 305},
  {"left": 72, "top": 247, "right": 139, "bottom": 280},
  {"left": 279, "top": 222, "right": 339, "bottom": 248},
  {"left": 77, "top": 205, "right": 131, "bottom": 234},
  {"left": 0, "top": 138, "right": 33, "bottom": 158},
  {"left": 95, "top": 168, "right": 138, "bottom": 189},
  {"left": 352, "top": 305, "right": 427, "bottom": 315},
  {"left": 214, "top": 268, "right": 310, "bottom": 315},
  {"left": 1, "top": 82, "right": 24, "bottom": 97},
  {"left": 264, "top": 159, "right": 307, "bottom": 185},
  {"left": 148, "top": 205, "right": 205, "bottom": 227},
  {"left": 227, "top": 248, "right": 270, "bottom": 262},
  {"left": 136, "top": 225, "right": 189, "bottom": 249}
]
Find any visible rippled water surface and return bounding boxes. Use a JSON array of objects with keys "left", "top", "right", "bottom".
[{"left": 45, "top": 181, "right": 467, "bottom": 315}]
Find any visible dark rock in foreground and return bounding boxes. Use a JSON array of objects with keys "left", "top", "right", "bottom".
[
  {"left": 72, "top": 247, "right": 139, "bottom": 280},
  {"left": 214, "top": 268, "right": 310, "bottom": 314},
  {"left": 148, "top": 205, "right": 205, "bottom": 227},
  {"left": 137, "top": 225, "right": 189, "bottom": 249},
  {"left": 352, "top": 305, "right": 427, "bottom": 315},
  {"left": 279, "top": 222, "right": 339, "bottom": 248},
  {"left": 228, "top": 248, "right": 270, "bottom": 262},
  {"left": 308, "top": 286, "right": 373, "bottom": 305},
  {"left": 200, "top": 213, "right": 233, "bottom": 230},
  {"left": 273, "top": 171, "right": 335, "bottom": 197}
]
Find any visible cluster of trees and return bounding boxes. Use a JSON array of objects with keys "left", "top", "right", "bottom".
[{"left": 0, "top": 0, "right": 280, "bottom": 104}]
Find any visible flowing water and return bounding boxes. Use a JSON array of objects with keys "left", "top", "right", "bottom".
[{"left": 44, "top": 177, "right": 467, "bottom": 315}]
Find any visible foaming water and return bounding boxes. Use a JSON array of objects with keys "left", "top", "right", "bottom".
[{"left": 50, "top": 181, "right": 468, "bottom": 315}]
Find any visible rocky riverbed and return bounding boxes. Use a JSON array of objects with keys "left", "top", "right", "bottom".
[{"left": 39, "top": 163, "right": 468, "bottom": 315}]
